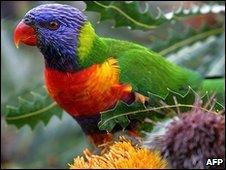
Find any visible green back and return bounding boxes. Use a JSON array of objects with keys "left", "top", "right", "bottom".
[{"left": 80, "top": 36, "right": 203, "bottom": 99}]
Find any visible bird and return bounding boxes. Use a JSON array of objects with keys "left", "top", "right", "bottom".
[{"left": 13, "top": 3, "right": 224, "bottom": 146}]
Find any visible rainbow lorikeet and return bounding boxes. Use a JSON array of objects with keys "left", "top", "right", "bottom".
[{"left": 14, "top": 4, "right": 224, "bottom": 146}]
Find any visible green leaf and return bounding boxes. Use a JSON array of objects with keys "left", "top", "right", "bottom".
[
  {"left": 98, "top": 102, "right": 146, "bottom": 132},
  {"left": 86, "top": 1, "right": 158, "bottom": 30},
  {"left": 168, "top": 3, "right": 225, "bottom": 20},
  {"left": 98, "top": 87, "right": 224, "bottom": 132},
  {"left": 149, "top": 86, "right": 224, "bottom": 111},
  {"left": 3, "top": 87, "right": 63, "bottom": 129},
  {"left": 150, "top": 25, "right": 224, "bottom": 56},
  {"left": 86, "top": 1, "right": 224, "bottom": 30}
]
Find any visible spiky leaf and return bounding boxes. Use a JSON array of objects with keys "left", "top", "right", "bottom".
[
  {"left": 4, "top": 87, "right": 63, "bottom": 129},
  {"left": 86, "top": 1, "right": 224, "bottom": 30},
  {"left": 98, "top": 87, "right": 224, "bottom": 132},
  {"left": 150, "top": 25, "right": 224, "bottom": 56},
  {"left": 98, "top": 102, "right": 146, "bottom": 132}
]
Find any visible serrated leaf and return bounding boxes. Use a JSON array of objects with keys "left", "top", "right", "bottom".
[
  {"left": 86, "top": 1, "right": 158, "bottom": 30},
  {"left": 98, "top": 102, "right": 146, "bottom": 132},
  {"left": 150, "top": 25, "right": 224, "bottom": 56},
  {"left": 164, "top": 34, "right": 225, "bottom": 77},
  {"left": 86, "top": 1, "right": 224, "bottom": 30},
  {"left": 169, "top": 3, "right": 224, "bottom": 18},
  {"left": 3, "top": 87, "right": 63, "bottom": 129},
  {"left": 17, "top": 97, "right": 33, "bottom": 113},
  {"left": 200, "top": 91, "right": 225, "bottom": 111},
  {"left": 98, "top": 86, "right": 224, "bottom": 132},
  {"left": 149, "top": 86, "right": 224, "bottom": 111}
]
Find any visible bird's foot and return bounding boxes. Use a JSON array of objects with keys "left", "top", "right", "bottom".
[{"left": 134, "top": 92, "right": 149, "bottom": 107}]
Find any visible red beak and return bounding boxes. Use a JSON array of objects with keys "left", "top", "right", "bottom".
[{"left": 13, "top": 21, "right": 37, "bottom": 48}]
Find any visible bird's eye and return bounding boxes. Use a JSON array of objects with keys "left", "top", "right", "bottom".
[
  {"left": 24, "top": 18, "right": 32, "bottom": 24},
  {"left": 48, "top": 21, "right": 59, "bottom": 30}
]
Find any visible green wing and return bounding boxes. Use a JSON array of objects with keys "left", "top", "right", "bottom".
[{"left": 102, "top": 38, "right": 203, "bottom": 99}]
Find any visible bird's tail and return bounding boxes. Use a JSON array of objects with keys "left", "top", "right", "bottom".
[{"left": 199, "top": 77, "right": 225, "bottom": 106}]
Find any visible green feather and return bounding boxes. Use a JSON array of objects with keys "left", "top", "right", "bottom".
[{"left": 78, "top": 23, "right": 224, "bottom": 105}]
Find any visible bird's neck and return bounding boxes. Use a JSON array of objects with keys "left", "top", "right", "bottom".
[
  {"left": 76, "top": 22, "right": 109, "bottom": 68},
  {"left": 41, "top": 39, "right": 80, "bottom": 72},
  {"left": 77, "top": 22, "right": 96, "bottom": 62}
]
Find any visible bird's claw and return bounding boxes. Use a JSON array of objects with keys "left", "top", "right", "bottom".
[{"left": 134, "top": 92, "right": 149, "bottom": 107}]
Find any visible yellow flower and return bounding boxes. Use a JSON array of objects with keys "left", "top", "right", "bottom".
[{"left": 69, "top": 139, "right": 168, "bottom": 169}]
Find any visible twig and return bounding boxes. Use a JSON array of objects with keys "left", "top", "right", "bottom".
[{"left": 173, "top": 96, "right": 181, "bottom": 115}]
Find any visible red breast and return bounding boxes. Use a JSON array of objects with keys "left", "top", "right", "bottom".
[{"left": 44, "top": 58, "right": 132, "bottom": 117}]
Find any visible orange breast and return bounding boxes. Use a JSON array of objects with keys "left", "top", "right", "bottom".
[{"left": 44, "top": 58, "right": 132, "bottom": 116}]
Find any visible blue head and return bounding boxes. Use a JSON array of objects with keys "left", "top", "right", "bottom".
[{"left": 14, "top": 4, "right": 87, "bottom": 72}]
